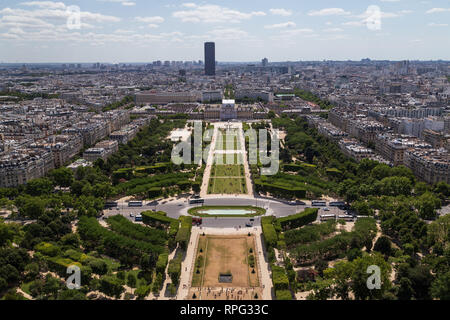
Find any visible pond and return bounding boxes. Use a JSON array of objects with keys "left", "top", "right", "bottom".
[{"left": 198, "top": 209, "right": 255, "bottom": 215}]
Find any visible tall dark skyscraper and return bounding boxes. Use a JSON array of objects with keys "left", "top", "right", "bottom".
[{"left": 204, "top": 42, "right": 215, "bottom": 76}]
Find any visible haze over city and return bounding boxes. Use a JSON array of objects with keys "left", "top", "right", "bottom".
[{"left": 1, "top": 0, "right": 450, "bottom": 63}]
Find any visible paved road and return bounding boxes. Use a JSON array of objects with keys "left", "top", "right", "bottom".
[{"left": 101, "top": 197, "right": 347, "bottom": 225}]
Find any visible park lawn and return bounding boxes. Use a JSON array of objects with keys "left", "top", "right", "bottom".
[
  {"left": 191, "top": 236, "right": 207, "bottom": 287},
  {"left": 208, "top": 177, "right": 246, "bottom": 194},
  {"left": 216, "top": 131, "right": 240, "bottom": 151},
  {"left": 213, "top": 165, "right": 242, "bottom": 177},
  {"left": 214, "top": 153, "right": 243, "bottom": 166}
]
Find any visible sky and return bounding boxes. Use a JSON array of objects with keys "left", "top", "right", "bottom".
[{"left": 0, "top": 0, "right": 449, "bottom": 63}]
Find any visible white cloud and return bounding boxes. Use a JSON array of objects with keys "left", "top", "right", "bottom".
[
  {"left": 323, "top": 27, "right": 343, "bottom": 32},
  {"left": 426, "top": 8, "right": 450, "bottom": 14},
  {"left": 343, "top": 7, "right": 410, "bottom": 28},
  {"left": 97, "top": 0, "right": 136, "bottom": 6},
  {"left": 172, "top": 4, "right": 266, "bottom": 23},
  {"left": 269, "top": 8, "right": 292, "bottom": 17},
  {"left": 181, "top": 3, "right": 197, "bottom": 8},
  {"left": 428, "top": 22, "right": 448, "bottom": 27},
  {"left": 308, "top": 8, "right": 350, "bottom": 16},
  {"left": 135, "top": 16, "right": 165, "bottom": 24},
  {"left": 264, "top": 21, "right": 296, "bottom": 29},
  {"left": 20, "top": 1, "right": 66, "bottom": 9},
  {"left": 207, "top": 28, "right": 249, "bottom": 40}
]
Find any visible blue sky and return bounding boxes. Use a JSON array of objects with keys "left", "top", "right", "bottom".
[{"left": 0, "top": 0, "right": 449, "bottom": 62}]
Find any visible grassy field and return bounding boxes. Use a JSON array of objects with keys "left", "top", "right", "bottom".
[
  {"left": 208, "top": 177, "right": 246, "bottom": 194},
  {"left": 215, "top": 130, "right": 240, "bottom": 151},
  {"left": 213, "top": 153, "right": 243, "bottom": 166},
  {"left": 212, "top": 165, "right": 243, "bottom": 177},
  {"left": 191, "top": 235, "right": 259, "bottom": 288}
]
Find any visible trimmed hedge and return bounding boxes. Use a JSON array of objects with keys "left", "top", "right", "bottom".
[
  {"left": 271, "top": 265, "right": 289, "bottom": 291},
  {"left": 99, "top": 275, "right": 125, "bottom": 298},
  {"left": 142, "top": 211, "right": 177, "bottom": 229},
  {"left": 275, "top": 290, "right": 292, "bottom": 300},
  {"left": 156, "top": 253, "right": 169, "bottom": 274},
  {"left": 44, "top": 256, "right": 92, "bottom": 284},
  {"left": 176, "top": 216, "right": 192, "bottom": 249},
  {"left": 254, "top": 180, "right": 306, "bottom": 199},
  {"left": 168, "top": 251, "right": 183, "bottom": 286},
  {"left": 34, "top": 242, "right": 60, "bottom": 257},
  {"left": 277, "top": 208, "right": 318, "bottom": 231},
  {"left": 261, "top": 216, "right": 278, "bottom": 248}
]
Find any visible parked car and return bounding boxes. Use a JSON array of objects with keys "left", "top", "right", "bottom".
[{"left": 323, "top": 207, "right": 330, "bottom": 211}]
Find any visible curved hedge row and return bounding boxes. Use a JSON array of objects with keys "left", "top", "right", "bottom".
[
  {"left": 106, "top": 215, "right": 167, "bottom": 246},
  {"left": 142, "top": 211, "right": 177, "bottom": 229},
  {"left": 77, "top": 216, "right": 163, "bottom": 267},
  {"left": 254, "top": 180, "right": 306, "bottom": 199},
  {"left": 277, "top": 208, "right": 319, "bottom": 231}
]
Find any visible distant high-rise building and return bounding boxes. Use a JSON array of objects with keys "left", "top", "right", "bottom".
[
  {"left": 204, "top": 42, "right": 215, "bottom": 76},
  {"left": 262, "top": 58, "right": 268, "bottom": 67}
]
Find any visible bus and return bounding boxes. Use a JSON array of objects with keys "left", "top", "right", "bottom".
[
  {"left": 329, "top": 201, "right": 346, "bottom": 207},
  {"left": 128, "top": 201, "right": 143, "bottom": 207},
  {"left": 134, "top": 214, "right": 143, "bottom": 222},
  {"left": 104, "top": 201, "right": 118, "bottom": 208},
  {"left": 189, "top": 198, "right": 205, "bottom": 205},
  {"left": 320, "top": 214, "right": 336, "bottom": 222},
  {"left": 337, "top": 215, "right": 354, "bottom": 222},
  {"left": 312, "top": 200, "right": 327, "bottom": 207}
]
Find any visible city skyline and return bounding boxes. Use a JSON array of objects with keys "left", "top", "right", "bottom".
[{"left": 0, "top": 0, "right": 450, "bottom": 63}]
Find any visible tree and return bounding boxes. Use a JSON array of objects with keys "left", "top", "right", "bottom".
[
  {"left": 18, "top": 197, "right": 46, "bottom": 219},
  {"left": 407, "top": 265, "right": 433, "bottom": 300},
  {"left": 324, "top": 260, "right": 354, "bottom": 300},
  {"left": 347, "top": 248, "right": 362, "bottom": 262},
  {"left": 57, "top": 289, "right": 87, "bottom": 300},
  {"left": 25, "top": 178, "right": 53, "bottom": 196},
  {"left": 380, "top": 177, "right": 412, "bottom": 197},
  {"left": 350, "top": 253, "right": 392, "bottom": 300},
  {"left": 416, "top": 192, "right": 441, "bottom": 220},
  {"left": 397, "top": 277, "right": 415, "bottom": 300},
  {"left": 100, "top": 275, "right": 125, "bottom": 298},
  {"left": 431, "top": 271, "right": 450, "bottom": 300},
  {"left": 374, "top": 236, "right": 392, "bottom": 256},
  {"left": 268, "top": 111, "right": 276, "bottom": 119},
  {"left": 0, "top": 222, "right": 14, "bottom": 246},
  {"left": 434, "top": 182, "right": 450, "bottom": 199},
  {"left": 49, "top": 168, "right": 74, "bottom": 187},
  {"left": 127, "top": 273, "right": 137, "bottom": 288},
  {"left": 313, "top": 260, "right": 329, "bottom": 278}
]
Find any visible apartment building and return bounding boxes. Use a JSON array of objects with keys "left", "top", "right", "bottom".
[
  {"left": 404, "top": 149, "right": 450, "bottom": 184},
  {"left": 0, "top": 148, "right": 54, "bottom": 188},
  {"left": 375, "top": 133, "right": 432, "bottom": 166},
  {"left": 135, "top": 91, "right": 199, "bottom": 105}
]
